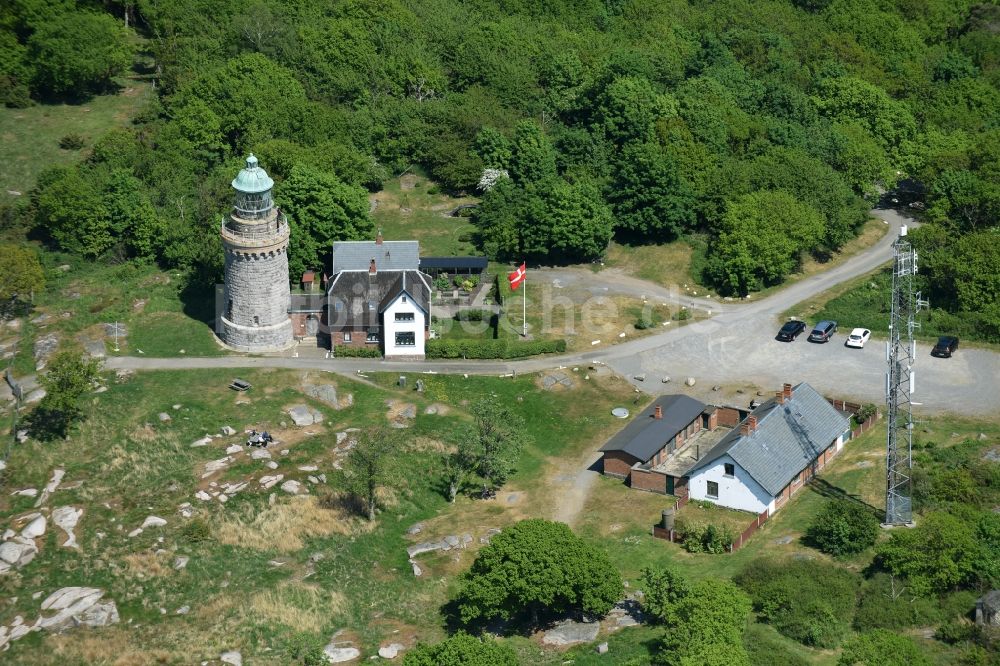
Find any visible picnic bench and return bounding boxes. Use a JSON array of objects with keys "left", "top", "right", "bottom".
[{"left": 229, "top": 378, "right": 252, "bottom": 391}]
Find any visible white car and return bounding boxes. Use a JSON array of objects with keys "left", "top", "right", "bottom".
[{"left": 845, "top": 328, "right": 871, "bottom": 348}]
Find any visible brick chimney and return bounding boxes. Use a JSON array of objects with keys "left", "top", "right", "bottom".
[
  {"left": 375, "top": 228, "right": 383, "bottom": 245},
  {"left": 783, "top": 383, "right": 793, "bottom": 399},
  {"left": 776, "top": 391, "right": 785, "bottom": 405},
  {"left": 654, "top": 405, "right": 663, "bottom": 420},
  {"left": 741, "top": 415, "right": 758, "bottom": 437},
  {"left": 369, "top": 258, "right": 376, "bottom": 275}
]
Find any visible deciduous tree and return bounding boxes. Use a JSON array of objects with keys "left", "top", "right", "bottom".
[
  {"left": 0, "top": 244, "right": 44, "bottom": 307},
  {"left": 28, "top": 349, "right": 100, "bottom": 440},
  {"left": 344, "top": 427, "right": 396, "bottom": 521},
  {"left": 454, "top": 519, "right": 623, "bottom": 627}
]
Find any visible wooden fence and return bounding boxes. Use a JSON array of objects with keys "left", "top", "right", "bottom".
[{"left": 651, "top": 408, "right": 883, "bottom": 553}]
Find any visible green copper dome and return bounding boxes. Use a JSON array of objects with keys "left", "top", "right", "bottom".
[{"left": 231, "top": 154, "right": 274, "bottom": 194}]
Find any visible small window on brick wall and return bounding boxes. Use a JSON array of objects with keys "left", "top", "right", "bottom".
[
  {"left": 706, "top": 481, "right": 719, "bottom": 498},
  {"left": 724, "top": 463, "right": 735, "bottom": 477},
  {"left": 343, "top": 332, "right": 352, "bottom": 343}
]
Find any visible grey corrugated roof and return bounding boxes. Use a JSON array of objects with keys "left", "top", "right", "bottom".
[
  {"left": 419, "top": 256, "right": 488, "bottom": 270},
  {"left": 332, "top": 241, "right": 419, "bottom": 273},
  {"left": 599, "top": 395, "right": 707, "bottom": 462},
  {"left": 691, "top": 382, "right": 850, "bottom": 497},
  {"left": 326, "top": 270, "right": 430, "bottom": 329}
]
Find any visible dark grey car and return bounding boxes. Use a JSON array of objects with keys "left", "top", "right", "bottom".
[{"left": 808, "top": 320, "right": 838, "bottom": 343}]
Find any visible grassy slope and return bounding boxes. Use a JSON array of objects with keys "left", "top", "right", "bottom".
[
  {"left": 2, "top": 364, "right": 996, "bottom": 663},
  {"left": 0, "top": 82, "right": 153, "bottom": 201}
]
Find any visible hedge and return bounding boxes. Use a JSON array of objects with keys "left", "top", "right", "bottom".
[
  {"left": 425, "top": 338, "right": 566, "bottom": 359},
  {"left": 333, "top": 345, "right": 382, "bottom": 358}
]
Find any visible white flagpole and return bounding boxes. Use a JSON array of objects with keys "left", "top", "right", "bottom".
[{"left": 522, "top": 268, "right": 527, "bottom": 337}]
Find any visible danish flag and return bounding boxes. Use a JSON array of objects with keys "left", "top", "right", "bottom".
[{"left": 507, "top": 262, "right": 526, "bottom": 291}]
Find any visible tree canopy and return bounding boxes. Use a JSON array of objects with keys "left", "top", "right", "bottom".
[{"left": 454, "top": 519, "right": 623, "bottom": 628}]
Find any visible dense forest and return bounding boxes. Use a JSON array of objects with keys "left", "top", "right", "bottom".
[{"left": 1, "top": 0, "right": 998, "bottom": 332}]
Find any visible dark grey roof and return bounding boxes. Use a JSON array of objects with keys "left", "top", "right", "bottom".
[
  {"left": 289, "top": 294, "right": 325, "bottom": 313},
  {"left": 599, "top": 395, "right": 707, "bottom": 463},
  {"left": 691, "top": 382, "right": 851, "bottom": 497},
  {"left": 419, "top": 256, "right": 488, "bottom": 271},
  {"left": 326, "top": 270, "right": 430, "bottom": 329},
  {"left": 332, "top": 241, "right": 419, "bottom": 273}
]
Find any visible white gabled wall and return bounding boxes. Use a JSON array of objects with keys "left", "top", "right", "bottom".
[
  {"left": 688, "top": 454, "right": 774, "bottom": 514},
  {"left": 383, "top": 293, "right": 425, "bottom": 357}
]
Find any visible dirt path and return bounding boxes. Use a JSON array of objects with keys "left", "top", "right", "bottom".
[{"left": 549, "top": 451, "right": 603, "bottom": 527}]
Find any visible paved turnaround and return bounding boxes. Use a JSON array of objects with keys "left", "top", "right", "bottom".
[{"left": 106, "top": 208, "right": 1000, "bottom": 418}]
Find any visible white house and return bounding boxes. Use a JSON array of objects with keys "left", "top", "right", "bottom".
[
  {"left": 323, "top": 233, "right": 432, "bottom": 358},
  {"left": 686, "top": 382, "right": 851, "bottom": 516}
]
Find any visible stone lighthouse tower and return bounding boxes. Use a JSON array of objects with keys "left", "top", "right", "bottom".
[{"left": 218, "top": 154, "right": 293, "bottom": 351}]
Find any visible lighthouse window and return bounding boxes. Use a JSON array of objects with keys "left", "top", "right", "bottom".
[
  {"left": 253, "top": 316, "right": 260, "bottom": 326},
  {"left": 226, "top": 300, "right": 233, "bottom": 319}
]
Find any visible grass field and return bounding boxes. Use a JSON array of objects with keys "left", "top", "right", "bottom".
[
  {"left": 0, "top": 82, "right": 153, "bottom": 200},
  {"left": 601, "top": 234, "right": 708, "bottom": 289}
]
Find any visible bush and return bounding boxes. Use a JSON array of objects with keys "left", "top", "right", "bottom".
[
  {"left": 875, "top": 511, "right": 979, "bottom": 596},
  {"left": 333, "top": 345, "right": 382, "bottom": 358},
  {"left": 454, "top": 309, "right": 489, "bottom": 322},
  {"left": 805, "top": 499, "right": 880, "bottom": 556},
  {"left": 676, "top": 519, "right": 734, "bottom": 554},
  {"left": 58, "top": 133, "right": 86, "bottom": 150},
  {"left": 853, "top": 573, "right": 949, "bottom": 631},
  {"left": 403, "top": 632, "right": 516, "bottom": 665},
  {"left": 935, "top": 619, "right": 983, "bottom": 645},
  {"left": 674, "top": 308, "right": 691, "bottom": 321},
  {"left": 837, "top": 629, "right": 931, "bottom": 666},
  {"left": 854, "top": 403, "right": 878, "bottom": 425},
  {"left": 181, "top": 518, "right": 212, "bottom": 543},
  {"left": 735, "top": 559, "right": 859, "bottom": 648},
  {"left": 425, "top": 338, "right": 566, "bottom": 359},
  {"left": 434, "top": 275, "right": 451, "bottom": 291}
]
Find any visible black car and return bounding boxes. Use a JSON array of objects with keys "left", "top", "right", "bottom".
[
  {"left": 776, "top": 320, "right": 806, "bottom": 341},
  {"left": 808, "top": 320, "right": 838, "bottom": 343},
  {"left": 931, "top": 336, "right": 959, "bottom": 358}
]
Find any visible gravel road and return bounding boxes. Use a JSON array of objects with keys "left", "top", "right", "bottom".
[{"left": 105, "top": 208, "right": 1000, "bottom": 418}]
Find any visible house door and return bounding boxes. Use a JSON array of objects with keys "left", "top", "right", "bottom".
[
  {"left": 666, "top": 476, "right": 674, "bottom": 495},
  {"left": 305, "top": 316, "right": 319, "bottom": 336}
]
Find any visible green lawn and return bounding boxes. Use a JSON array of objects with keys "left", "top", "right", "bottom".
[
  {"left": 5, "top": 257, "right": 221, "bottom": 376},
  {"left": 0, "top": 81, "right": 153, "bottom": 200}
]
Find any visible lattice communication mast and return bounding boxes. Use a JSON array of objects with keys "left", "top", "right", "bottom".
[{"left": 884, "top": 225, "right": 926, "bottom": 526}]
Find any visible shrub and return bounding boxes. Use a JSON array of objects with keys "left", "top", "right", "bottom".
[
  {"left": 805, "top": 499, "right": 880, "bottom": 556},
  {"left": 640, "top": 566, "right": 690, "bottom": 624},
  {"left": 403, "top": 632, "right": 516, "bottom": 665},
  {"left": 735, "top": 559, "right": 859, "bottom": 648},
  {"left": 181, "top": 518, "right": 212, "bottom": 543},
  {"left": 58, "top": 133, "right": 86, "bottom": 150},
  {"left": 659, "top": 578, "right": 752, "bottom": 665},
  {"left": 674, "top": 308, "right": 691, "bottom": 321},
  {"left": 425, "top": 338, "right": 566, "bottom": 359},
  {"left": 454, "top": 309, "right": 488, "bottom": 322},
  {"left": 935, "top": 619, "right": 983, "bottom": 645},
  {"left": 853, "top": 573, "right": 947, "bottom": 631},
  {"left": 837, "top": 629, "right": 931, "bottom": 666},
  {"left": 875, "top": 511, "right": 979, "bottom": 596},
  {"left": 854, "top": 402, "right": 878, "bottom": 425},
  {"left": 677, "top": 519, "right": 734, "bottom": 554},
  {"left": 333, "top": 345, "right": 382, "bottom": 358},
  {"left": 433, "top": 275, "right": 451, "bottom": 291}
]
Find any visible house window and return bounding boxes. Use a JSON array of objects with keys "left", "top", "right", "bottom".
[
  {"left": 724, "top": 463, "right": 735, "bottom": 477},
  {"left": 343, "top": 332, "right": 352, "bottom": 343},
  {"left": 366, "top": 330, "right": 379, "bottom": 343},
  {"left": 402, "top": 296, "right": 407, "bottom": 303},
  {"left": 706, "top": 481, "right": 719, "bottom": 498},
  {"left": 395, "top": 311, "right": 414, "bottom": 321},
  {"left": 395, "top": 331, "right": 416, "bottom": 347}
]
